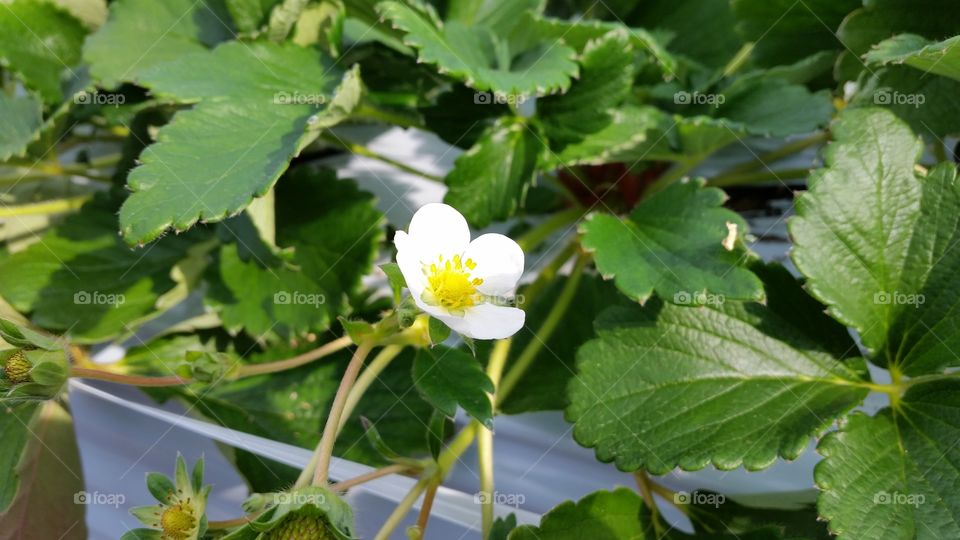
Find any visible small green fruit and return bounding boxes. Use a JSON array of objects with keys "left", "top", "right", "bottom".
[
  {"left": 3, "top": 351, "right": 31, "bottom": 384},
  {"left": 264, "top": 515, "right": 335, "bottom": 540}
]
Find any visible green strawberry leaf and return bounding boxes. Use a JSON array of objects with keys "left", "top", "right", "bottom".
[
  {"left": 116, "top": 41, "right": 351, "bottom": 245},
  {"left": 376, "top": 0, "right": 578, "bottom": 97},
  {"left": 790, "top": 107, "right": 960, "bottom": 375},
  {"left": 731, "top": 0, "right": 858, "bottom": 67},
  {"left": 537, "top": 29, "right": 636, "bottom": 146},
  {"left": 226, "top": 0, "right": 281, "bottom": 33},
  {"left": 0, "top": 196, "right": 208, "bottom": 343},
  {"left": 0, "top": 0, "right": 87, "bottom": 104},
  {"left": 508, "top": 488, "right": 646, "bottom": 540},
  {"left": 209, "top": 169, "right": 382, "bottom": 339},
  {"left": 548, "top": 105, "right": 671, "bottom": 167},
  {"left": 523, "top": 12, "right": 677, "bottom": 76},
  {"left": 443, "top": 117, "right": 543, "bottom": 227},
  {"left": 567, "top": 262, "right": 868, "bottom": 474},
  {"left": 716, "top": 76, "right": 834, "bottom": 137},
  {"left": 83, "top": 0, "right": 233, "bottom": 88},
  {"left": 413, "top": 346, "right": 494, "bottom": 428},
  {"left": 629, "top": 0, "right": 740, "bottom": 69},
  {"left": 0, "top": 93, "right": 42, "bottom": 161},
  {"left": 815, "top": 380, "right": 960, "bottom": 540},
  {"left": 581, "top": 178, "right": 763, "bottom": 304},
  {"left": 0, "top": 402, "right": 86, "bottom": 539},
  {"left": 865, "top": 33, "right": 960, "bottom": 82},
  {"left": 849, "top": 66, "right": 960, "bottom": 140}
]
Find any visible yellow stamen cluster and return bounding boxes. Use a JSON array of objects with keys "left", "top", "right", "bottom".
[
  {"left": 159, "top": 501, "right": 196, "bottom": 540},
  {"left": 3, "top": 351, "right": 31, "bottom": 384},
  {"left": 422, "top": 254, "right": 484, "bottom": 314}
]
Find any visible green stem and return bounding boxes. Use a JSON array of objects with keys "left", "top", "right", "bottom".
[
  {"left": 0, "top": 195, "right": 93, "bottom": 217},
  {"left": 337, "top": 345, "right": 404, "bottom": 432},
  {"left": 478, "top": 339, "right": 511, "bottom": 538},
  {"left": 721, "top": 42, "right": 755, "bottom": 78},
  {"left": 69, "top": 367, "right": 187, "bottom": 387},
  {"left": 519, "top": 240, "right": 578, "bottom": 309},
  {"left": 645, "top": 159, "right": 700, "bottom": 196},
  {"left": 71, "top": 336, "right": 353, "bottom": 387},
  {"left": 707, "top": 167, "right": 811, "bottom": 188},
  {"left": 235, "top": 336, "right": 352, "bottom": 377},
  {"left": 319, "top": 133, "right": 443, "bottom": 183},
  {"left": 330, "top": 463, "right": 413, "bottom": 493},
  {"left": 412, "top": 480, "right": 439, "bottom": 540},
  {"left": 375, "top": 477, "right": 431, "bottom": 540},
  {"left": 353, "top": 102, "right": 423, "bottom": 129},
  {"left": 515, "top": 207, "right": 583, "bottom": 252},
  {"left": 498, "top": 254, "right": 588, "bottom": 404},
  {"left": 933, "top": 142, "right": 949, "bottom": 163},
  {"left": 635, "top": 472, "right": 667, "bottom": 536},
  {"left": 711, "top": 132, "right": 828, "bottom": 182},
  {"left": 313, "top": 340, "right": 376, "bottom": 486}
]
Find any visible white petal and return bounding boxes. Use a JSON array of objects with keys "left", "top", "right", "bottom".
[
  {"left": 437, "top": 304, "right": 525, "bottom": 340},
  {"left": 394, "top": 230, "right": 426, "bottom": 296},
  {"left": 463, "top": 233, "right": 524, "bottom": 297},
  {"left": 407, "top": 203, "right": 471, "bottom": 257}
]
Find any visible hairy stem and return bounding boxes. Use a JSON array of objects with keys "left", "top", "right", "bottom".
[
  {"left": 515, "top": 207, "right": 583, "bottom": 252},
  {"left": 711, "top": 132, "right": 828, "bottom": 182},
  {"left": 68, "top": 367, "right": 187, "bottom": 387},
  {"left": 413, "top": 481, "right": 439, "bottom": 539},
  {"left": 498, "top": 254, "right": 588, "bottom": 404},
  {"left": 479, "top": 339, "right": 512, "bottom": 537},
  {"left": 330, "top": 463, "right": 413, "bottom": 492},
  {"left": 236, "top": 336, "right": 352, "bottom": 377},
  {"left": 70, "top": 336, "right": 353, "bottom": 387},
  {"left": 0, "top": 195, "right": 93, "bottom": 217},
  {"left": 707, "top": 167, "right": 811, "bottom": 188},
  {"left": 319, "top": 132, "right": 443, "bottom": 183},
  {"left": 337, "top": 345, "right": 405, "bottom": 432},
  {"left": 313, "top": 340, "right": 376, "bottom": 486}
]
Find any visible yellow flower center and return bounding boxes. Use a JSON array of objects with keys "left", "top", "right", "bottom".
[
  {"left": 160, "top": 501, "right": 196, "bottom": 540},
  {"left": 422, "top": 254, "right": 484, "bottom": 314},
  {"left": 3, "top": 351, "right": 31, "bottom": 384}
]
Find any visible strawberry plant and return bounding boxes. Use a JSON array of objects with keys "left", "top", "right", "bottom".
[{"left": 1, "top": 0, "right": 959, "bottom": 538}]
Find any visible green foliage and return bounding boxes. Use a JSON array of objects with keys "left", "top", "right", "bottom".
[
  {"left": 568, "top": 262, "right": 868, "bottom": 473},
  {"left": 0, "top": 0, "right": 87, "bottom": 104},
  {"left": 581, "top": 179, "right": 763, "bottom": 304},
  {"left": 791, "top": 108, "right": 960, "bottom": 375},
  {"left": 3, "top": 1, "right": 960, "bottom": 537},
  {"left": 413, "top": 346, "right": 494, "bottom": 427}
]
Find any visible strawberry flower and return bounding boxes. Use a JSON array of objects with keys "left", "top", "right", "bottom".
[{"left": 395, "top": 204, "right": 525, "bottom": 340}]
